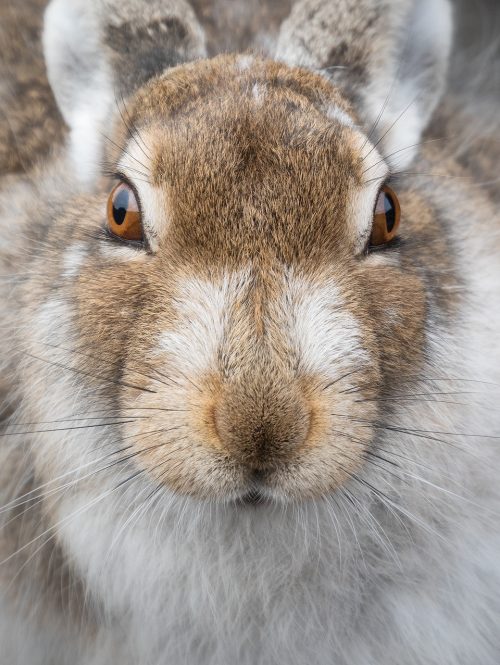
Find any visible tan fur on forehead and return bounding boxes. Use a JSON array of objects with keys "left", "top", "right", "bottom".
[
  {"left": 112, "top": 55, "right": 368, "bottom": 268},
  {"left": 131, "top": 54, "right": 354, "bottom": 122}
]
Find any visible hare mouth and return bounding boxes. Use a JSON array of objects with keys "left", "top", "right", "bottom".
[{"left": 238, "top": 489, "right": 269, "bottom": 507}]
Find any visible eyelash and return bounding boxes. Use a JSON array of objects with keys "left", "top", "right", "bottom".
[{"left": 365, "top": 236, "right": 403, "bottom": 254}]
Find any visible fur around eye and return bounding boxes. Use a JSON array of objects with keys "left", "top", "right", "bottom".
[
  {"left": 107, "top": 182, "right": 143, "bottom": 242},
  {"left": 370, "top": 185, "right": 401, "bottom": 247}
]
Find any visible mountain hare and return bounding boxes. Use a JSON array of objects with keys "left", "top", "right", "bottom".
[{"left": 0, "top": 0, "right": 499, "bottom": 663}]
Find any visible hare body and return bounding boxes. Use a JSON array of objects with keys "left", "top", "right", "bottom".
[{"left": 0, "top": 1, "right": 500, "bottom": 664}]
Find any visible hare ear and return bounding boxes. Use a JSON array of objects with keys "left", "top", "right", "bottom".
[
  {"left": 276, "top": 0, "right": 453, "bottom": 168},
  {"left": 43, "top": 0, "right": 206, "bottom": 185},
  {"left": 43, "top": 0, "right": 112, "bottom": 186}
]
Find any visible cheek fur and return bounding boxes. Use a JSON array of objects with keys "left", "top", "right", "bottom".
[{"left": 358, "top": 265, "right": 427, "bottom": 380}]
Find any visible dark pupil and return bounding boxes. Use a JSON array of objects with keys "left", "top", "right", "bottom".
[
  {"left": 384, "top": 192, "right": 396, "bottom": 233},
  {"left": 112, "top": 188, "right": 129, "bottom": 225}
]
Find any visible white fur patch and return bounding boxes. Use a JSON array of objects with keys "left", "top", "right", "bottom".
[
  {"left": 62, "top": 243, "right": 87, "bottom": 278},
  {"left": 34, "top": 298, "right": 73, "bottom": 347},
  {"left": 282, "top": 272, "right": 368, "bottom": 377},
  {"left": 236, "top": 54, "right": 255, "bottom": 72},
  {"left": 158, "top": 274, "right": 243, "bottom": 375},
  {"left": 252, "top": 82, "right": 265, "bottom": 105},
  {"left": 325, "top": 104, "right": 354, "bottom": 128},
  {"left": 98, "top": 243, "right": 147, "bottom": 262},
  {"left": 43, "top": 0, "right": 114, "bottom": 186}
]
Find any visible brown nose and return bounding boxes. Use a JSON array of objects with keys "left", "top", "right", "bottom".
[{"left": 213, "top": 381, "right": 311, "bottom": 471}]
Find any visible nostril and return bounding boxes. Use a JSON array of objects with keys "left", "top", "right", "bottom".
[{"left": 250, "top": 468, "right": 266, "bottom": 481}]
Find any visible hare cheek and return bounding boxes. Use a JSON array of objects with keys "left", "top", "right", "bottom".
[
  {"left": 33, "top": 298, "right": 74, "bottom": 348},
  {"left": 28, "top": 299, "right": 95, "bottom": 467}
]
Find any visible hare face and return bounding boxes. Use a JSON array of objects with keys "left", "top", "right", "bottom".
[{"left": 48, "top": 56, "right": 428, "bottom": 502}]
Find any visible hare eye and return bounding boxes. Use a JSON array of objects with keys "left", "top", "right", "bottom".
[
  {"left": 370, "top": 185, "right": 401, "bottom": 247},
  {"left": 107, "top": 182, "right": 143, "bottom": 241}
]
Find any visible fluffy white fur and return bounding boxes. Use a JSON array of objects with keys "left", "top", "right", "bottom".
[
  {"left": 157, "top": 270, "right": 368, "bottom": 383},
  {"left": 159, "top": 274, "right": 236, "bottom": 375},
  {"left": 282, "top": 274, "right": 368, "bottom": 377},
  {"left": 324, "top": 103, "right": 355, "bottom": 128}
]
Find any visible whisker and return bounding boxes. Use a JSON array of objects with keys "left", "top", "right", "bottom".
[
  {"left": 0, "top": 420, "right": 143, "bottom": 437},
  {"left": 322, "top": 367, "right": 369, "bottom": 392},
  {"left": 364, "top": 94, "right": 419, "bottom": 161},
  {"left": 364, "top": 172, "right": 469, "bottom": 185},
  {"left": 3, "top": 469, "right": 148, "bottom": 593},
  {"left": 1, "top": 468, "right": 145, "bottom": 568},
  {"left": 100, "top": 132, "right": 149, "bottom": 173},
  {"left": 342, "top": 482, "right": 402, "bottom": 566},
  {"left": 362, "top": 137, "right": 453, "bottom": 174},
  {"left": 0, "top": 426, "right": 183, "bottom": 516},
  {"left": 360, "top": 62, "right": 404, "bottom": 152},
  {"left": 114, "top": 90, "right": 152, "bottom": 165},
  {"left": 24, "top": 351, "right": 157, "bottom": 395}
]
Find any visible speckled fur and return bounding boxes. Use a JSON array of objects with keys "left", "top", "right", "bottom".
[{"left": 0, "top": 2, "right": 500, "bottom": 664}]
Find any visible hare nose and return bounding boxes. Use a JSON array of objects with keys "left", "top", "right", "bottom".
[{"left": 213, "top": 382, "right": 311, "bottom": 470}]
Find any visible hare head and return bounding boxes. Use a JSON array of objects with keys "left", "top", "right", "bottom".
[{"left": 22, "top": 0, "right": 455, "bottom": 506}]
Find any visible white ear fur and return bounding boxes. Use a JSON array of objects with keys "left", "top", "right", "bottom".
[
  {"left": 363, "top": 0, "right": 453, "bottom": 168},
  {"left": 43, "top": 0, "right": 113, "bottom": 186},
  {"left": 43, "top": 0, "right": 207, "bottom": 187},
  {"left": 276, "top": 0, "right": 453, "bottom": 169}
]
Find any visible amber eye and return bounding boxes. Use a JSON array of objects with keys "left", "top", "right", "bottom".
[
  {"left": 370, "top": 185, "right": 401, "bottom": 247},
  {"left": 107, "top": 182, "right": 143, "bottom": 242}
]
